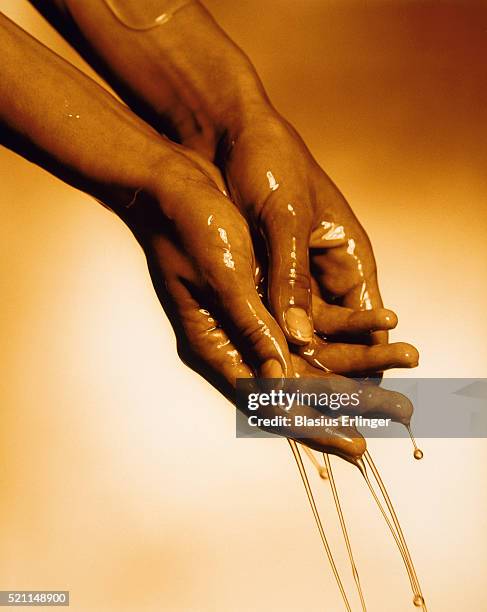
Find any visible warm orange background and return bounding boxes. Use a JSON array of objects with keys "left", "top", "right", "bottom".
[{"left": 1, "top": 1, "right": 486, "bottom": 611}]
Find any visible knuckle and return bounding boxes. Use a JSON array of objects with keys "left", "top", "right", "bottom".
[
  {"left": 257, "top": 191, "right": 312, "bottom": 227},
  {"left": 234, "top": 313, "right": 277, "bottom": 353},
  {"left": 275, "top": 269, "right": 311, "bottom": 292}
]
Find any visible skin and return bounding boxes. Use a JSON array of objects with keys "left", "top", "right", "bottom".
[
  {"left": 224, "top": 113, "right": 387, "bottom": 347},
  {"left": 34, "top": 0, "right": 395, "bottom": 347},
  {"left": 0, "top": 10, "right": 418, "bottom": 461},
  {"left": 0, "top": 13, "right": 293, "bottom": 379}
]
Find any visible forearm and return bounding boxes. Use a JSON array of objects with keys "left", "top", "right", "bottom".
[
  {"left": 0, "top": 12, "right": 165, "bottom": 209},
  {"left": 38, "top": 0, "right": 273, "bottom": 158}
]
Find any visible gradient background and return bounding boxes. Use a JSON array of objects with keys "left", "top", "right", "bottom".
[{"left": 1, "top": 1, "right": 486, "bottom": 610}]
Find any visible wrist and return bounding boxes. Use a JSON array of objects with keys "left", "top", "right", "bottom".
[
  {"left": 155, "top": 46, "right": 274, "bottom": 155},
  {"left": 216, "top": 104, "right": 291, "bottom": 164},
  {"left": 210, "top": 85, "right": 275, "bottom": 141},
  {"left": 100, "top": 138, "right": 175, "bottom": 219},
  {"left": 115, "top": 139, "right": 218, "bottom": 233}
]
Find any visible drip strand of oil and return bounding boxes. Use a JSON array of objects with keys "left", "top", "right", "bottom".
[
  {"left": 288, "top": 440, "right": 351, "bottom": 611},
  {"left": 362, "top": 451, "right": 427, "bottom": 611},
  {"left": 406, "top": 425, "right": 424, "bottom": 460},
  {"left": 302, "top": 445, "right": 328, "bottom": 479},
  {"left": 357, "top": 458, "right": 417, "bottom": 595},
  {"left": 323, "top": 453, "right": 367, "bottom": 612}
]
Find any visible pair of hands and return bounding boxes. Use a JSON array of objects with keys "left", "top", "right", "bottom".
[
  {"left": 25, "top": 0, "right": 419, "bottom": 453},
  {"left": 0, "top": 4, "right": 418, "bottom": 457},
  {"left": 124, "top": 109, "right": 418, "bottom": 398}
]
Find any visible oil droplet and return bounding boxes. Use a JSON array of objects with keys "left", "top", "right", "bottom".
[
  {"left": 414, "top": 449, "right": 424, "bottom": 461},
  {"left": 407, "top": 425, "right": 424, "bottom": 461},
  {"left": 414, "top": 594, "right": 424, "bottom": 607},
  {"left": 266, "top": 170, "right": 280, "bottom": 191},
  {"left": 302, "top": 445, "right": 328, "bottom": 479}
]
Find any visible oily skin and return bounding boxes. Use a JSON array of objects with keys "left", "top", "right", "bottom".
[
  {"left": 0, "top": 13, "right": 293, "bottom": 379},
  {"left": 127, "top": 167, "right": 417, "bottom": 388},
  {"left": 0, "top": 9, "right": 418, "bottom": 459},
  {"left": 224, "top": 112, "right": 386, "bottom": 347},
  {"left": 35, "top": 0, "right": 419, "bottom": 370},
  {"left": 37, "top": 0, "right": 393, "bottom": 346},
  {"left": 138, "top": 221, "right": 417, "bottom": 454}
]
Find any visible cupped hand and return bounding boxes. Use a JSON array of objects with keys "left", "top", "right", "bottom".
[
  {"left": 122, "top": 142, "right": 295, "bottom": 389},
  {"left": 253, "top": 263, "right": 419, "bottom": 377},
  {"left": 222, "top": 110, "right": 388, "bottom": 349},
  {"left": 118, "top": 141, "right": 417, "bottom": 457}
]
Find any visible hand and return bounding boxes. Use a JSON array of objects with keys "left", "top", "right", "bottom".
[
  {"left": 222, "top": 110, "right": 389, "bottom": 353},
  {"left": 122, "top": 142, "right": 296, "bottom": 392},
  {"left": 35, "top": 1, "right": 411, "bottom": 371},
  {"left": 123, "top": 139, "right": 417, "bottom": 394},
  {"left": 119, "top": 137, "right": 418, "bottom": 457},
  {"left": 36, "top": 1, "right": 405, "bottom": 359},
  {"left": 132, "top": 184, "right": 417, "bottom": 456},
  {"left": 252, "top": 257, "right": 418, "bottom": 376}
]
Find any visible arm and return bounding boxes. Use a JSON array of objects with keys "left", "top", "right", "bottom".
[
  {"left": 32, "top": 0, "right": 268, "bottom": 159},
  {"left": 0, "top": 10, "right": 165, "bottom": 208}
]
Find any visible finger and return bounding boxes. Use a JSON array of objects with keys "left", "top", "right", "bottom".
[
  {"left": 215, "top": 275, "right": 295, "bottom": 379},
  {"left": 243, "top": 372, "right": 366, "bottom": 461},
  {"left": 298, "top": 337, "right": 419, "bottom": 375},
  {"left": 291, "top": 356, "right": 415, "bottom": 425},
  {"left": 259, "top": 193, "right": 314, "bottom": 345},
  {"left": 175, "top": 287, "right": 364, "bottom": 457},
  {"left": 179, "top": 199, "right": 295, "bottom": 379},
  {"left": 170, "top": 282, "right": 365, "bottom": 458},
  {"left": 292, "top": 427, "right": 366, "bottom": 466},
  {"left": 310, "top": 236, "right": 386, "bottom": 344},
  {"left": 312, "top": 293, "right": 398, "bottom": 336},
  {"left": 342, "top": 271, "right": 387, "bottom": 345},
  {"left": 167, "top": 278, "right": 253, "bottom": 387}
]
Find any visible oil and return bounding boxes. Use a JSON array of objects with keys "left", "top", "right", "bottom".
[
  {"left": 302, "top": 444, "right": 328, "bottom": 479},
  {"left": 406, "top": 424, "right": 424, "bottom": 460},
  {"left": 362, "top": 451, "right": 427, "bottom": 611},
  {"left": 356, "top": 457, "right": 417, "bottom": 595},
  {"left": 288, "top": 440, "right": 351, "bottom": 611},
  {"left": 323, "top": 453, "right": 367, "bottom": 612}
]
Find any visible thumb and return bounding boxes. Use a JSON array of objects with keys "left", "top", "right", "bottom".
[
  {"left": 216, "top": 275, "right": 294, "bottom": 379},
  {"left": 260, "top": 197, "right": 314, "bottom": 345}
]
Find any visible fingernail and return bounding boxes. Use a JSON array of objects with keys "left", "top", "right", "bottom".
[
  {"left": 260, "top": 358, "right": 285, "bottom": 380},
  {"left": 394, "top": 342, "right": 420, "bottom": 368},
  {"left": 381, "top": 309, "right": 398, "bottom": 329},
  {"left": 285, "top": 307, "right": 313, "bottom": 343}
]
